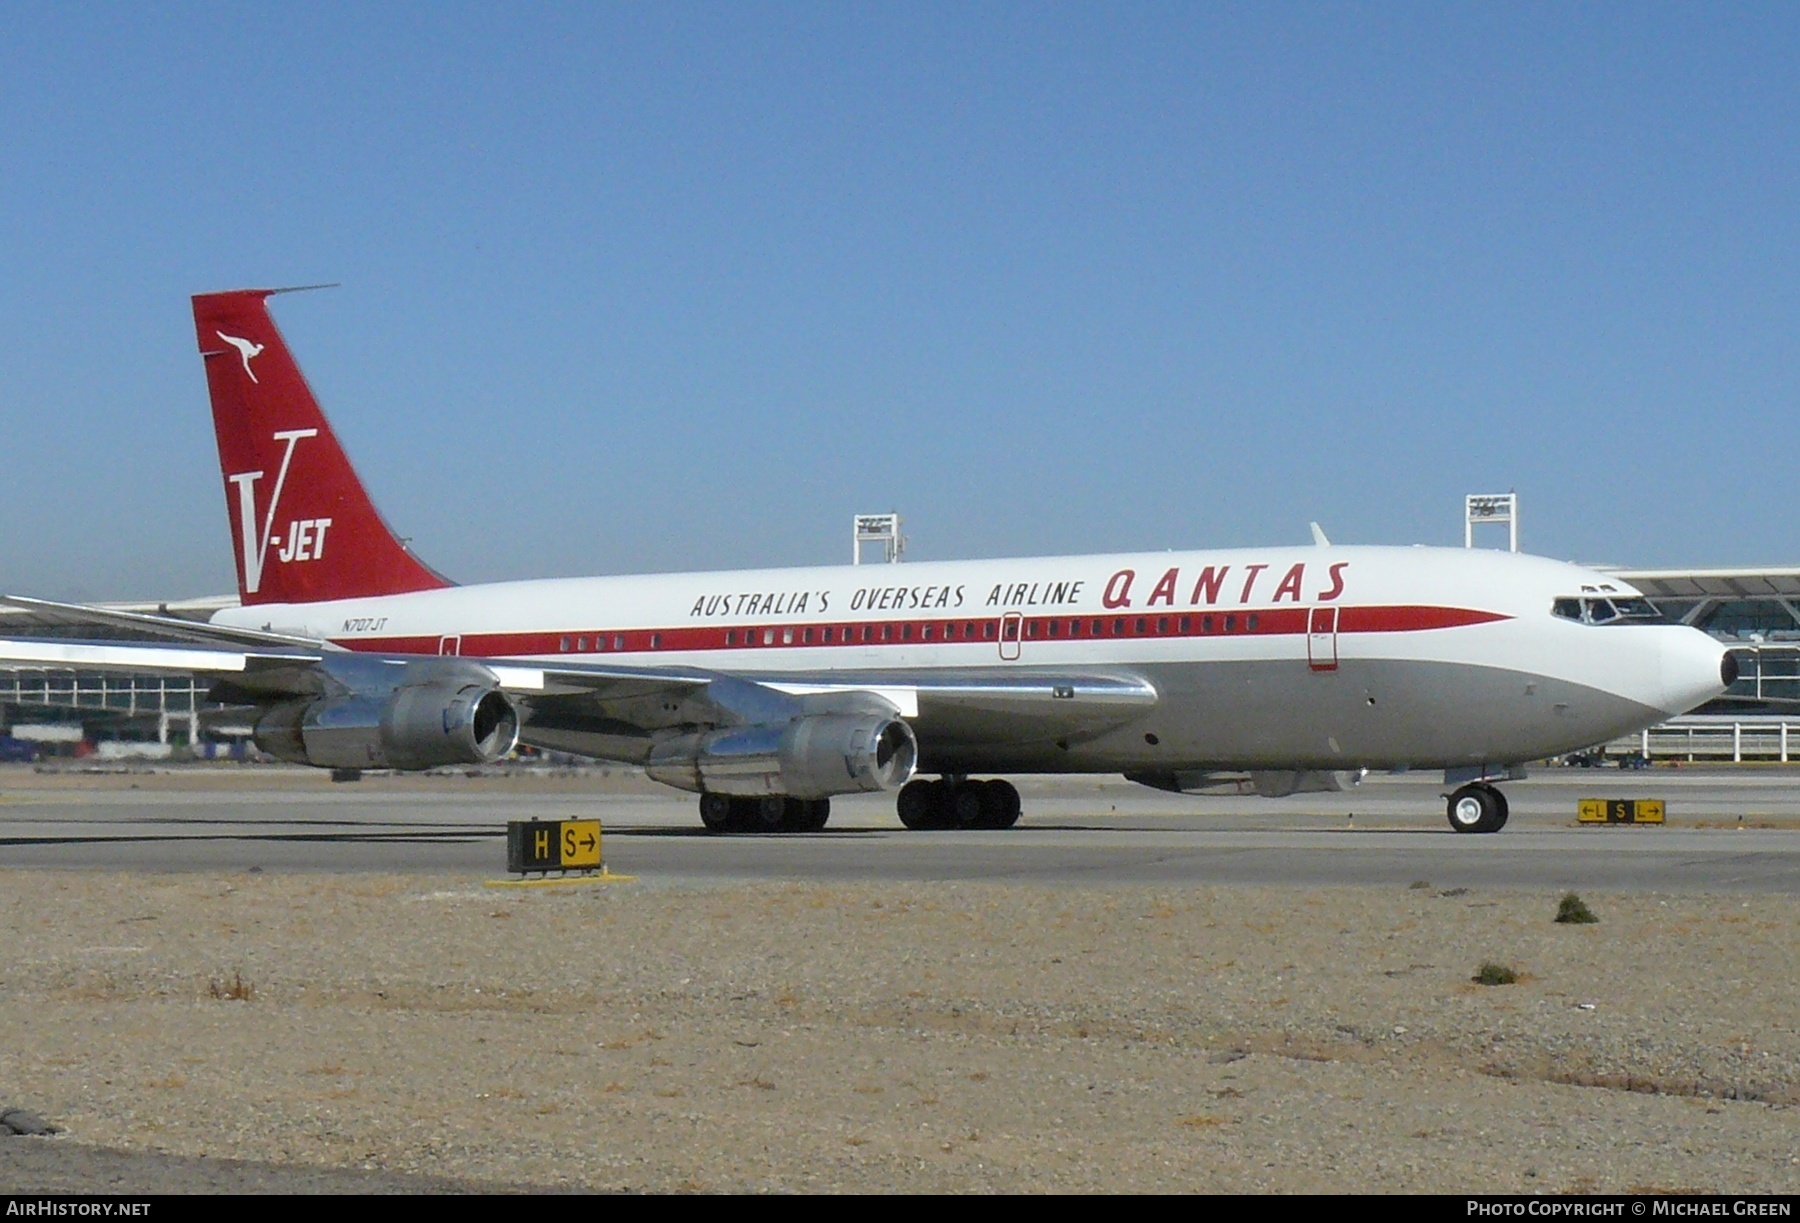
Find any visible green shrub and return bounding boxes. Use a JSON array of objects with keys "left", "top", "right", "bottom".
[
  {"left": 1473, "top": 962, "right": 1517, "bottom": 986},
  {"left": 1555, "top": 892, "right": 1598, "bottom": 924}
]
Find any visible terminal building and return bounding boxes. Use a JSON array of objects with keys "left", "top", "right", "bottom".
[{"left": 2, "top": 502, "right": 1797, "bottom": 764}]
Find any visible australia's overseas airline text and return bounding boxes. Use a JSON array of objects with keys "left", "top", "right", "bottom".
[{"left": 684, "top": 562, "right": 1351, "bottom": 620}]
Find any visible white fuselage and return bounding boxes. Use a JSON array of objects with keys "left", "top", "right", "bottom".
[{"left": 213, "top": 544, "right": 1728, "bottom": 774}]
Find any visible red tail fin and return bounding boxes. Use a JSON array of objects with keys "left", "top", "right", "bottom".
[{"left": 193, "top": 289, "right": 451, "bottom": 606}]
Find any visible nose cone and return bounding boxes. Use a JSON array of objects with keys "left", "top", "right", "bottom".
[{"left": 1660, "top": 629, "right": 1733, "bottom": 715}]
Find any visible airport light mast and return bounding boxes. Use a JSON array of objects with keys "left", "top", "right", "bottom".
[
  {"left": 853, "top": 513, "right": 905, "bottom": 565},
  {"left": 1465, "top": 493, "right": 1519, "bottom": 552}
]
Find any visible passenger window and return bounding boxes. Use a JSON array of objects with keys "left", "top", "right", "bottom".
[
  {"left": 577, "top": 637, "right": 588, "bottom": 652},
  {"left": 1179, "top": 616, "right": 1190, "bottom": 633},
  {"left": 613, "top": 636, "right": 624, "bottom": 651},
  {"left": 1157, "top": 617, "right": 1168, "bottom": 634},
  {"left": 559, "top": 636, "right": 570, "bottom": 652},
  {"left": 650, "top": 633, "right": 662, "bottom": 649},
  {"left": 1247, "top": 614, "right": 1259, "bottom": 631},
  {"left": 984, "top": 622, "right": 996, "bottom": 640}
]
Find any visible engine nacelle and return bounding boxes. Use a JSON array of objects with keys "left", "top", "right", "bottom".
[
  {"left": 255, "top": 680, "right": 520, "bottom": 771},
  {"left": 645, "top": 714, "right": 917, "bottom": 798}
]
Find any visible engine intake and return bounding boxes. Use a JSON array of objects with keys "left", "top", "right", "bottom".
[
  {"left": 645, "top": 714, "right": 917, "bottom": 798},
  {"left": 255, "top": 679, "right": 519, "bottom": 770}
]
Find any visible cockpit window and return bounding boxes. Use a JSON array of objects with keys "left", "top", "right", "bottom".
[{"left": 1553, "top": 596, "right": 1663, "bottom": 625}]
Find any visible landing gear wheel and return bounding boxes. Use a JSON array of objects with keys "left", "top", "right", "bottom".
[
  {"left": 749, "top": 795, "right": 787, "bottom": 833},
  {"left": 784, "top": 798, "right": 831, "bottom": 832},
  {"left": 897, "top": 778, "right": 1022, "bottom": 830},
  {"left": 1446, "top": 783, "right": 1507, "bottom": 834},
  {"left": 699, "top": 792, "right": 734, "bottom": 833},
  {"left": 948, "top": 785, "right": 985, "bottom": 829},
  {"left": 897, "top": 779, "right": 941, "bottom": 829},
  {"left": 977, "top": 779, "right": 1022, "bottom": 829}
]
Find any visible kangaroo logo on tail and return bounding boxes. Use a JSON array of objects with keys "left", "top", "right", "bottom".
[{"left": 216, "top": 332, "right": 265, "bottom": 382}]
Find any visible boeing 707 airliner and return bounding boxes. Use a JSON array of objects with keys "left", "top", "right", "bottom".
[{"left": 0, "top": 289, "right": 1733, "bottom": 834}]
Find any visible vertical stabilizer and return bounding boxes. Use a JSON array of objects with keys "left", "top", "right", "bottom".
[{"left": 192, "top": 289, "right": 451, "bottom": 606}]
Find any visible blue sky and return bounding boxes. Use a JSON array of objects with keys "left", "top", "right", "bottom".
[{"left": 2, "top": 3, "right": 1796, "bottom": 599}]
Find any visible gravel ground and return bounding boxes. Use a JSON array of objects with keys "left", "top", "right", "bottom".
[{"left": 1, "top": 871, "right": 1796, "bottom": 1194}]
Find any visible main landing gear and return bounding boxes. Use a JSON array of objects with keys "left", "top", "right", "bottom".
[
  {"left": 698, "top": 794, "right": 831, "bottom": 834},
  {"left": 896, "top": 777, "right": 1022, "bottom": 830},
  {"left": 1445, "top": 783, "right": 1509, "bottom": 834}
]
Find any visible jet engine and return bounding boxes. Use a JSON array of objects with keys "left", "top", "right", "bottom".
[
  {"left": 644, "top": 714, "right": 917, "bottom": 798},
  {"left": 254, "top": 677, "right": 520, "bottom": 770}
]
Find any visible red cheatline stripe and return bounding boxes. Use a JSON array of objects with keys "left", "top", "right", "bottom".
[{"left": 331, "top": 604, "right": 1509, "bottom": 658}]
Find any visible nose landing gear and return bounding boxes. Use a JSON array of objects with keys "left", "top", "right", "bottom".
[{"left": 1445, "top": 782, "right": 1509, "bottom": 834}]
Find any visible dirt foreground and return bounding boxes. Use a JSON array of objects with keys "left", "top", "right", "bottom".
[{"left": 1, "top": 871, "right": 1797, "bottom": 1194}]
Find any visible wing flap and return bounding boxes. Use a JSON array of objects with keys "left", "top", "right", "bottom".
[{"left": 493, "top": 663, "right": 713, "bottom": 700}]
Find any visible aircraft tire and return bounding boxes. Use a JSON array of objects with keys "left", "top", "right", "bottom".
[
  {"left": 1446, "top": 783, "right": 1506, "bottom": 834},
  {"left": 785, "top": 798, "right": 831, "bottom": 832},
  {"left": 979, "top": 779, "right": 1022, "bottom": 829},
  {"left": 747, "top": 795, "right": 788, "bottom": 834},
  {"left": 699, "top": 792, "right": 734, "bottom": 833},
  {"left": 948, "top": 785, "right": 985, "bottom": 829},
  {"left": 897, "top": 779, "right": 942, "bottom": 829}
]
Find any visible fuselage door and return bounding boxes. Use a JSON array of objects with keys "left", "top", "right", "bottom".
[
  {"left": 1306, "top": 607, "right": 1338, "bottom": 672},
  {"left": 999, "top": 611, "right": 1023, "bottom": 662},
  {"left": 439, "top": 636, "right": 461, "bottom": 656}
]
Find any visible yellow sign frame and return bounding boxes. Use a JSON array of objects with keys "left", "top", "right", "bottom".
[{"left": 1577, "top": 798, "right": 1665, "bottom": 825}]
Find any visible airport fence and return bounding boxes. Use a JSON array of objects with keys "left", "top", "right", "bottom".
[{"left": 1605, "top": 716, "right": 1800, "bottom": 763}]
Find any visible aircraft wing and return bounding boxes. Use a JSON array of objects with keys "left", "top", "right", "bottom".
[
  {"left": 0, "top": 630, "right": 1156, "bottom": 756},
  {"left": 0, "top": 635, "right": 715, "bottom": 707},
  {"left": 0, "top": 595, "right": 331, "bottom": 650},
  {"left": 0, "top": 638, "right": 321, "bottom": 678},
  {"left": 766, "top": 671, "right": 1157, "bottom": 738}
]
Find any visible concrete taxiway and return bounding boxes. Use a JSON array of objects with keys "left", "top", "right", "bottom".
[{"left": 1, "top": 764, "right": 1797, "bottom": 891}]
